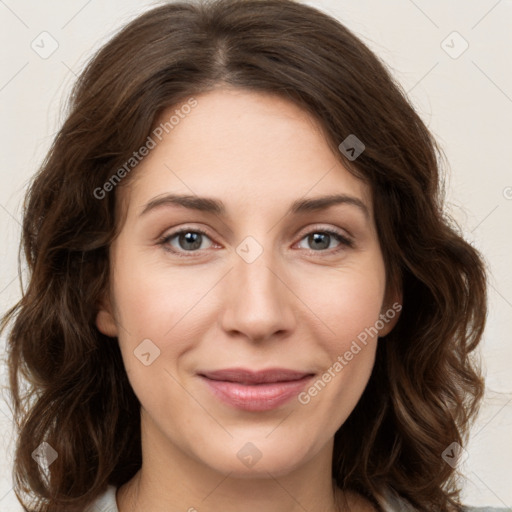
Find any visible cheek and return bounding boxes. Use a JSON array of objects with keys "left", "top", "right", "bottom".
[
  {"left": 297, "top": 261, "right": 386, "bottom": 346},
  {"left": 293, "top": 264, "right": 384, "bottom": 410},
  {"left": 108, "top": 251, "right": 191, "bottom": 389},
  {"left": 111, "top": 244, "right": 213, "bottom": 341},
  {"left": 296, "top": 310, "right": 379, "bottom": 440}
]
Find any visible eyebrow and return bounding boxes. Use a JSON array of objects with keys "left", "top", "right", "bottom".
[{"left": 139, "top": 193, "right": 369, "bottom": 220}]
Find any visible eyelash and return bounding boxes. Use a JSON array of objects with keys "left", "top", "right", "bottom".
[{"left": 158, "top": 226, "right": 354, "bottom": 258}]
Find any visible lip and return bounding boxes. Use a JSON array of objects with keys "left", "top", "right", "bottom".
[{"left": 198, "top": 368, "right": 315, "bottom": 411}]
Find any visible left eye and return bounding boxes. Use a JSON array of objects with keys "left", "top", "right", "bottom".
[{"left": 296, "top": 230, "right": 353, "bottom": 251}]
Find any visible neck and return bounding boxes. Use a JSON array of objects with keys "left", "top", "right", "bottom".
[
  {"left": 115, "top": 410, "right": 375, "bottom": 512},
  {"left": 118, "top": 470, "right": 346, "bottom": 512}
]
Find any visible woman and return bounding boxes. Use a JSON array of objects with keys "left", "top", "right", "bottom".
[{"left": 1, "top": 0, "right": 501, "bottom": 510}]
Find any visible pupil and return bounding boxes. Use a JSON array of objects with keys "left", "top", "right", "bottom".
[
  {"left": 180, "top": 232, "right": 202, "bottom": 250},
  {"left": 310, "top": 233, "right": 329, "bottom": 250}
]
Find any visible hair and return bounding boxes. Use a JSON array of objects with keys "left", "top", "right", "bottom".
[{"left": 1, "top": 0, "right": 487, "bottom": 510}]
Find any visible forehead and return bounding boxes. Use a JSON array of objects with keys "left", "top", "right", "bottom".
[{"left": 120, "top": 87, "right": 372, "bottom": 219}]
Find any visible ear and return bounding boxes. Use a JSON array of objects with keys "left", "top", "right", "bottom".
[
  {"left": 377, "top": 285, "right": 403, "bottom": 337},
  {"left": 95, "top": 293, "right": 119, "bottom": 338}
]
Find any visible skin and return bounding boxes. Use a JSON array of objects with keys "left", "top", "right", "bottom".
[{"left": 96, "top": 87, "right": 401, "bottom": 512}]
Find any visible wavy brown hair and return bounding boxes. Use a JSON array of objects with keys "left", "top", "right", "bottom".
[{"left": 1, "top": 0, "right": 487, "bottom": 510}]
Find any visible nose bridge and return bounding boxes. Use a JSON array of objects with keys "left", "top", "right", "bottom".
[
  {"left": 219, "top": 236, "right": 295, "bottom": 340},
  {"left": 235, "top": 251, "right": 281, "bottom": 303}
]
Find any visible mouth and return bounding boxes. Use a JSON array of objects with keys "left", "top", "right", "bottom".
[{"left": 198, "top": 368, "right": 315, "bottom": 411}]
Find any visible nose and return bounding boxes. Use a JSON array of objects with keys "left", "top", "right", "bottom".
[{"left": 219, "top": 247, "right": 297, "bottom": 343}]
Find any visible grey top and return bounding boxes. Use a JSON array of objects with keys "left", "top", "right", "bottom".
[
  {"left": 85, "top": 484, "right": 508, "bottom": 511},
  {"left": 84, "top": 485, "right": 117, "bottom": 512},
  {"left": 381, "top": 486, "right": 508, "bottom": 512}
]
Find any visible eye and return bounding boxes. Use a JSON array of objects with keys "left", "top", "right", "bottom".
[
  {"left": 159, "top": 228, "right": 215, "bottom": 256},
  {"left": 159, "top": 226, "right": 354, "bottom": 257},
  {"left": 296, "top": 229, "right": 353, "bottom": 253}
]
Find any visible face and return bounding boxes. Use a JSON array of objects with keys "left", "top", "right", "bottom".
[{"left": 96, "top": 87, "right": 400, "bottom": 478}]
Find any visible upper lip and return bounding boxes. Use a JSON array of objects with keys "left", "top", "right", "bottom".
[{"left": 199, "top": 368, "right": 314, "bottom": 384}]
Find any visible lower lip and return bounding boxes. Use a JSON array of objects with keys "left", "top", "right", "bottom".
[{"left": 200, "top": 375, "right": 313, "bottom": 411}]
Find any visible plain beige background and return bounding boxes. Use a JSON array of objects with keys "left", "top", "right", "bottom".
[{"left": 0, "top": 0, "right": 511, "bottom": 509}]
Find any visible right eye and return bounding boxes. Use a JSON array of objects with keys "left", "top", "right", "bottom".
[{"left": 159, "top": 227, "right": 217, "bottom": 256}]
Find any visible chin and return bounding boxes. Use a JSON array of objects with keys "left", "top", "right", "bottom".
[{"left": 197, "top": 437, "right": 316, "bottom": 479}]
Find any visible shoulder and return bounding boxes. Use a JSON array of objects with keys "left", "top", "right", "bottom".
[
  {"left": 382, "top": 486, "right": 506, "bottom": 512},
  {"left": 85, "top": 484, "right": 507, "bottom": 512},
  {"left": 84, "top": 484, "right": 119, "bottom": 512}
]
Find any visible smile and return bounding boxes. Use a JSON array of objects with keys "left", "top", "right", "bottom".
[{"left": 198, "top": 368, "right": 315, "bottom": 411}]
